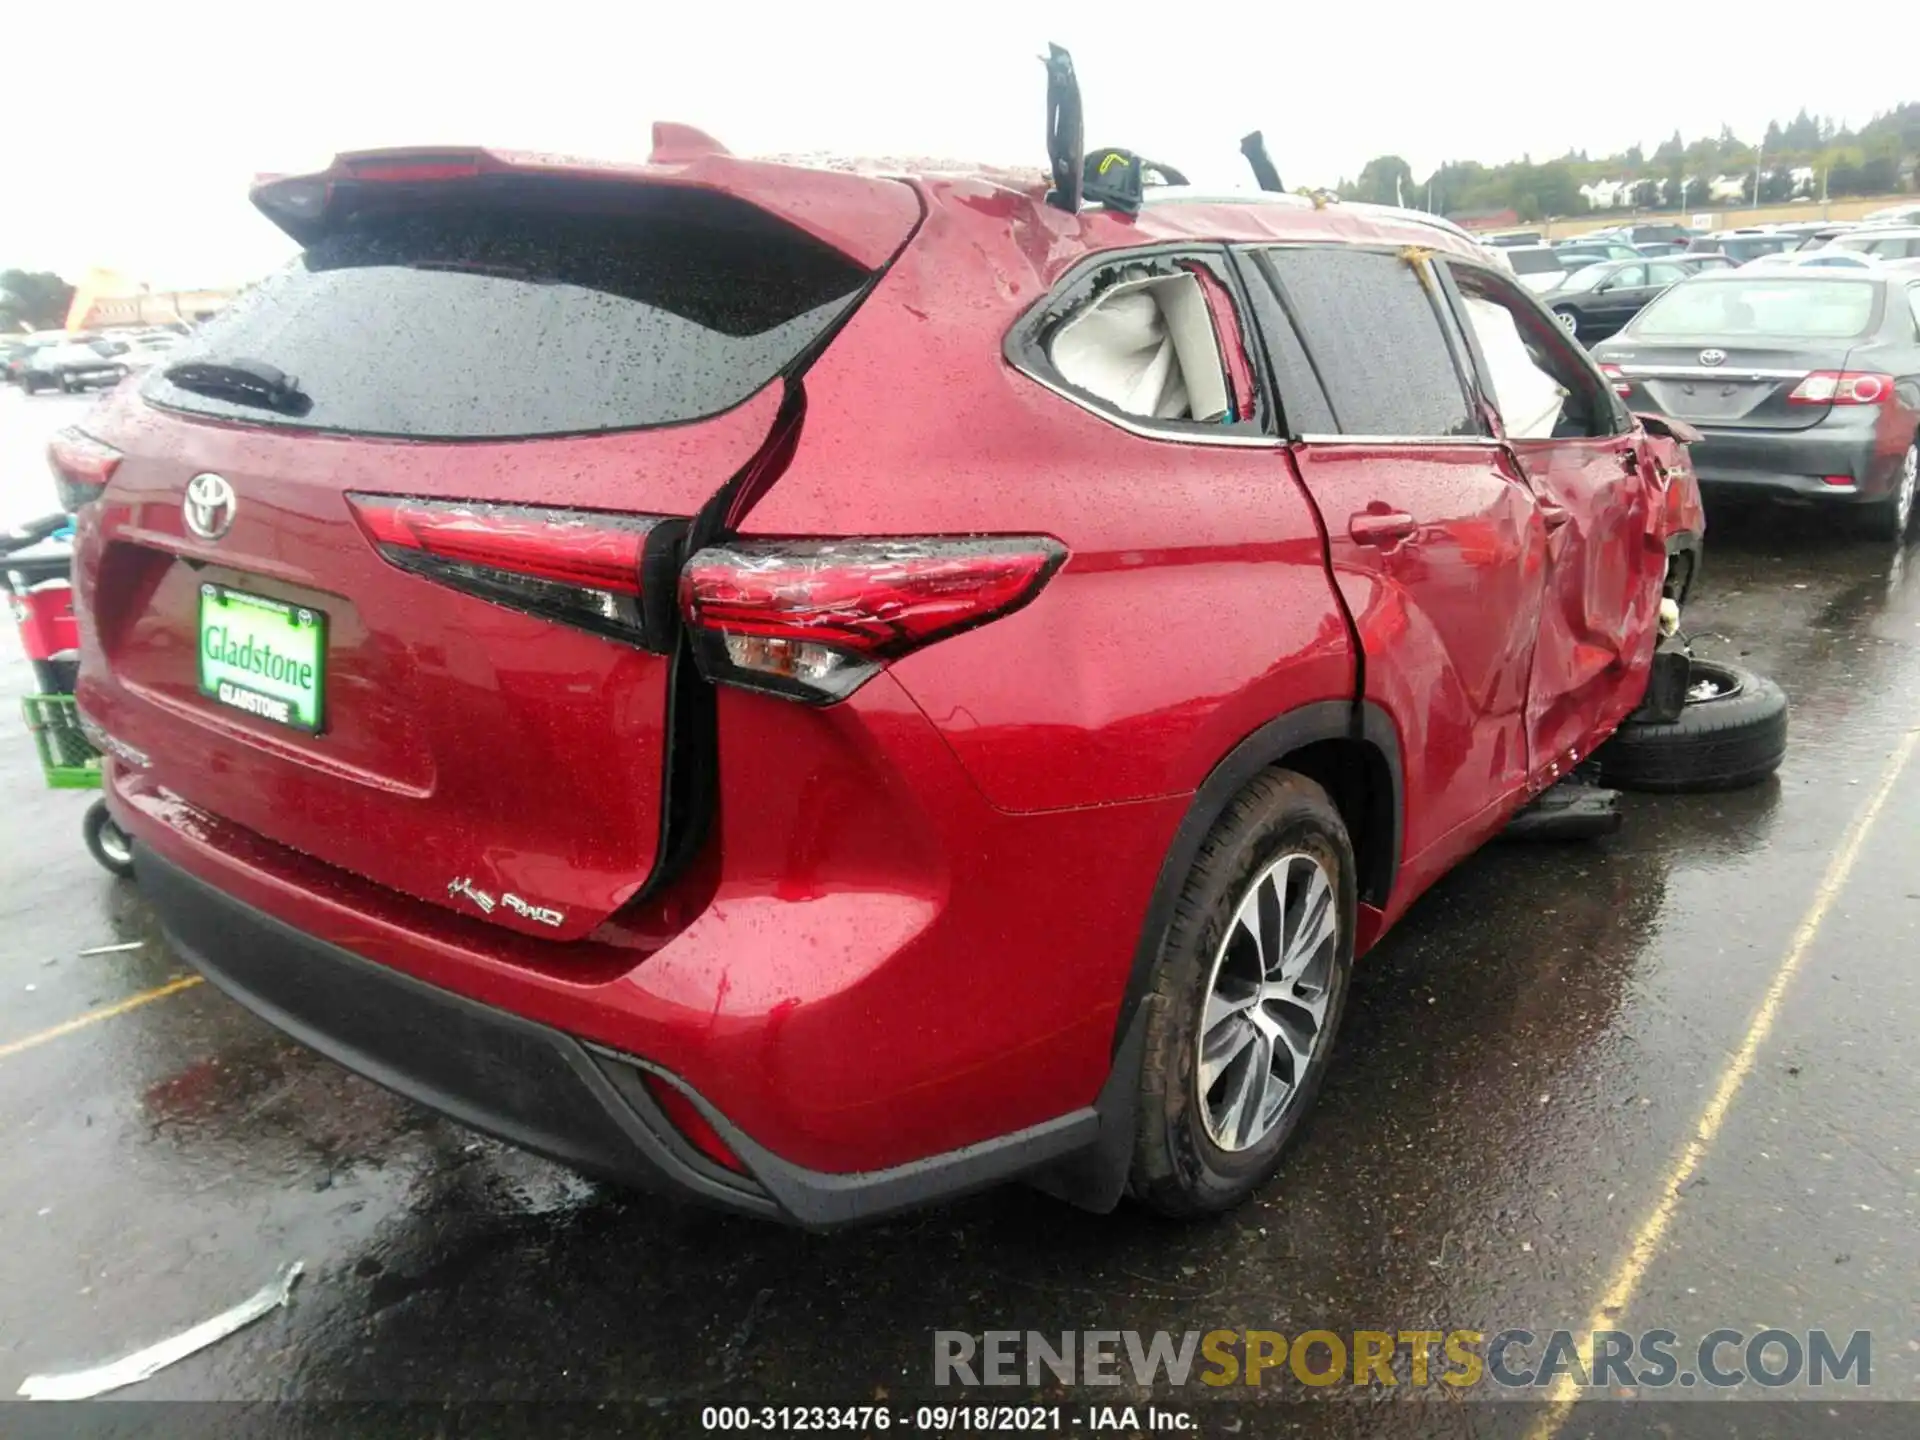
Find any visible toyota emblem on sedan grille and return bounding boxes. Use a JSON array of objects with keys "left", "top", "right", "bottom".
[
  {"left": 183, "top": 473, "right": 237, "bottom": 540},
  {"left": 1698, "top": 348, "right": 1728, "bottom": 367}
]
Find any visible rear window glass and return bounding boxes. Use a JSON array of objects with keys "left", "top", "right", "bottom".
[
  {"left": 1259, "top": 247, "right": 1474, "bottom": 437},
  {"left": 1717, "top": 237, "right": 1792, "bottom": 262},
  {"left": 144, "top": 185, "right": 871, "bottom": 439},
  {"left": 1506, "top": 249, "right": 1565, "bottom": 275},
  {"left": 1630, "top": 279, "right": 1879, "bottom": 339}
]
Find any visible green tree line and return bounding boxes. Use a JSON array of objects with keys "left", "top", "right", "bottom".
[
  {"left": 1337, "top": 103, "right": 1920, "bottom": 221},
  {"left": 1, "top": 270, "right": 76, "bottom": 332}
]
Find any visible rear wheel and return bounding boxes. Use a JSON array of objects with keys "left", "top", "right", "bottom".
[
  {"left": 1864, "top": 442, "right": 1918, "bottom": 543},
  {"left": 83, "top": 799, "right": 135, "bottom": 879},
  {"left": 1594, "top": 659, "right": 1787, "bottom": 793},
  {"left": 1128, "top": 770, "right": 1355, "bottom": 1217}
]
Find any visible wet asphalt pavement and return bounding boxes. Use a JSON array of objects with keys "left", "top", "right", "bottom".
[{"left": 2, "top": 383, "right": 1918, "bottom": 1437}]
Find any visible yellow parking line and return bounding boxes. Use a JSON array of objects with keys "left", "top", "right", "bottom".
[
  {"left": 0, "top": 975, "right": 203, "bottom": 1061},
  {"left": 1530, "top": 725, "right": 1920, "bottom": 1435}
]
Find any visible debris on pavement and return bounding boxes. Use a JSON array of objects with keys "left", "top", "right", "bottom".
[
  {"left": 76, "top": 941, "right": 144, "bottom": 957},
  {"left": 17, "top": 1262, "right": 303, "bottom": 1400},
  {"left": 1499, "top": 780, "right": 1623, "bottom": 842}
]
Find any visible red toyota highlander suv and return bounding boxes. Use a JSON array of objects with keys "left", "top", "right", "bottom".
[{"left": 66, "top": 130, "right": 1705, "bottom": 1225}]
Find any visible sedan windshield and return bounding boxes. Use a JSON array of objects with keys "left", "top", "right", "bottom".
[{"left": 1629, "top": 279, "right": 1878, "bottom": 339}]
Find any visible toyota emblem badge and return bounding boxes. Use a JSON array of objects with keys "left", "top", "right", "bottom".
[{"left": 183, "top": 473, "right": 237, "bottom": 541}]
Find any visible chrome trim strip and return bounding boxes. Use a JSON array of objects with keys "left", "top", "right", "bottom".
[
  {"left": 1296, "top": 434, "right": 1502, "bottom": 447},
  {"left": 1016, "top": 370, "right": 1281, "bottom": 448},
  {"left": 1618, "top": 365, "right": 1807, "bottom": 380}
]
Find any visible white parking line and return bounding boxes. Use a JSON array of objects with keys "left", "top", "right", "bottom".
[{"left": 1529, "top": 724, "right": 1920, "bottom": 1433}]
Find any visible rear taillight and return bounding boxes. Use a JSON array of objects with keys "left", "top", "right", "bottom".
[
  {"left": 1788, "top": 371, "right": 1893, "bottom": 406},
  {"left": 47, "top": 429, "right": 122, "bottom": 511},
  {"left": 1597, "top": 363, "right": 1633, "bottom": 399},
  {"left": 679, "top": 536, "right": 1067, "bottom": 703},
  {"left": 347, "top": 495, "right": 672, "bottom": 648}
]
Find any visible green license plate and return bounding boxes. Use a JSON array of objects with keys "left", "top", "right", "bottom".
[{"left": 197, "top": 584, "right": 327, "bottom": 734}]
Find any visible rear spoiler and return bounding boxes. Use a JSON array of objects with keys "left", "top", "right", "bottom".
[{"left": 250, "top": 137, "right": 919, "bottom": 269}]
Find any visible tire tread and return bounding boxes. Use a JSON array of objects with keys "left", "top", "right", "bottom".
[
  {"left": 1127, "top": 769, "right": 1352, "bottom": 1217},
  {"left": 1596, "top": 661, "right": 1787, "bottom": 793}
]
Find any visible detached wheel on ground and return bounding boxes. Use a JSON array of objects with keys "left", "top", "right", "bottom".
[
  {"left": 1594, "top": 658, "right": 1787, "bottom": 793},
  {"left": 1128, "top": 769, "right": 1355, "bottom": 1217},
  {"left": 83, "top": 799, "right": 136, "bottom": 879}
]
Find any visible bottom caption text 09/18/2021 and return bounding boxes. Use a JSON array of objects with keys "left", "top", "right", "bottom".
[{"left": 700, "top": 1406, "right": 1196, "bottom": 1433}]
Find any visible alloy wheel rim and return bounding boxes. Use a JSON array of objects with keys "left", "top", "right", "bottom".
[
  {"left": 1556, "top": 310, "right": 1578, "bottom": 335},
  {"left": 98, "top": 821, "right": 132, "bottom": 867},
  {"left": 1196, "top": 852, "right": 1338, "bottom": 1152}
]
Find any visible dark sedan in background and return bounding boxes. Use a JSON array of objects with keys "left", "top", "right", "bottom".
[
  {"left": 1544, "top": 257, "right": 1694, "bottom": 341},
  {"left": 1594, "top": 272, "right": 1920, "bottom": 538}
]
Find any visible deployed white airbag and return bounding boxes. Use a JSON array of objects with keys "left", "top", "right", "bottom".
[
  {"left": 1462, "top": 295, "right": 1566, "bottom": 439},
  {"left": 1049, "top": 269, "right": 1230, "bottom": 423}
]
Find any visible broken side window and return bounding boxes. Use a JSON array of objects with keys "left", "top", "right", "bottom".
[
  {"left": 1046, "top": 265, "right": 1231, "bottom": 423},
  {"left": 1450, "top": 265, "right": 1618, "bottom": 440}
]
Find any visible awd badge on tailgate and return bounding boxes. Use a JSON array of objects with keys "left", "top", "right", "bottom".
[
  {"left": 447, "top": 876, "right": 565, "bottom": 928},
  {"left": 447, "top": 876, "right": 496, "bottom": 914}
]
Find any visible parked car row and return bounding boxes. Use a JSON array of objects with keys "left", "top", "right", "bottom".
[
  {"left": 5, "top": 327, "right": 183, "bottom": 395},
  {"left": 1493, "top": 213, "right": 1920, "bottom": 295},
  {"left": 1507, "top": 218, "right": 1920, "bottom": 343}
]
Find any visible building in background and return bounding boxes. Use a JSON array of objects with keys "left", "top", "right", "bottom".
[{"left": 64, "top": 269, "right": 235, "bottom": 331}]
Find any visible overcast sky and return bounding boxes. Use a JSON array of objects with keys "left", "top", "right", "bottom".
[{"left": 7, "top": 2, "right": 1914, "bottom": 287}]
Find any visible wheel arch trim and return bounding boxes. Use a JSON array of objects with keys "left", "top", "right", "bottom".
[{"left": 1112, "top": 699, "right": 1402, "bottom": 1056}]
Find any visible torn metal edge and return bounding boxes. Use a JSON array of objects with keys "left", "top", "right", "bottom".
[{"left": 18, "top": 1261, "right": 303, "bottom": 1400}]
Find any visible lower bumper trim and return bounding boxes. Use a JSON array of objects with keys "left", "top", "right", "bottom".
[{"left": 137, "top": 847, "right": 1105, "bottom": 1227}]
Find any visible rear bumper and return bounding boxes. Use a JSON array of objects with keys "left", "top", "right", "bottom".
[
  {"left": 139, "top": 846, "right": 1110, "bottom": 1227},
  {"left": 53, "top": 366, "right": 125, "bottom": 386},
  {"left": 1688, "top": 418, "right": 1895, "bottom": 505}
]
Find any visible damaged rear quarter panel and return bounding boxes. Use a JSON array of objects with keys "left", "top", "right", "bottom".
[{"left": 739, "top": 179, "right": 1355, "bottom": 812}]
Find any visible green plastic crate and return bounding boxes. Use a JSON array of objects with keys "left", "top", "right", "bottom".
[{"left": 22, "top": 694, "right": 104, "bottom": 790}]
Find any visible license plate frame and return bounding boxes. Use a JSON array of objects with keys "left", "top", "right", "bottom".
[{"left": 196, "top": 583, "right": 328, "bottom": 735}]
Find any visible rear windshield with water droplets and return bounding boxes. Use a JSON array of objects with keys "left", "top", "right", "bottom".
[{"left": 145, "top": 186, "right": 871, "bottom": 439}]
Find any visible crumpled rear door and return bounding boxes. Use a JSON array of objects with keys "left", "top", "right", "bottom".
[
  {"left": 1510, "top": 429, "right": 1665, "bottom": 779},
  {"left": 1446, "top": 271, "right": 1668, "bottom": 783}
]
